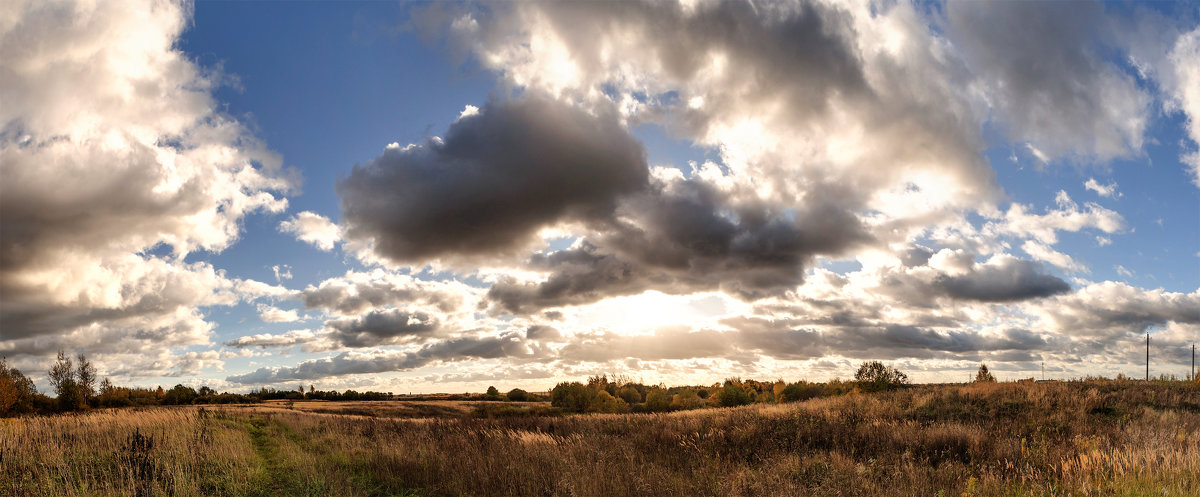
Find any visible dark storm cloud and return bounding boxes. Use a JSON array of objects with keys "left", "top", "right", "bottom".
[
  {"left": 337, "top": 94, "right": 649, "bottom": 263},
  {"left": 487, "top": 179, "right": 873, "bottom": 313},
  {"left": 324, "top": 309, "right": 441, "bottom": 348},
  {"left": 934, "top": 259, "right": 1071, "bottom": 302},
  {"left": 225, "top": 336, "right": 519, "bottom": 384}
]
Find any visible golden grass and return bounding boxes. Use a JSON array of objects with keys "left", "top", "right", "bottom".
[{"left": 2, "top": 380, "right": 1197, "bottom": 496}]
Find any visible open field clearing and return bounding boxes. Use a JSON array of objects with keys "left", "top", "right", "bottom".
[{"left": 2, "top": 380, "right": 1198, "bottom": 497}]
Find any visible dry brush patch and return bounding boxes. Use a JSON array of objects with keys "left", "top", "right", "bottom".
[{"left": 1, "top": 381, "right": 1197, "bottom": 496}]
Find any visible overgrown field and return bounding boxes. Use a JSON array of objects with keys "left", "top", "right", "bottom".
[{"left": 2, "top": 381, "right": 1197, "bottom": 496}]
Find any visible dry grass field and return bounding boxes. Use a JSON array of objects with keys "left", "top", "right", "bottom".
[{"left": 2, "top": 380, "right": 1197, "bottom": 496}]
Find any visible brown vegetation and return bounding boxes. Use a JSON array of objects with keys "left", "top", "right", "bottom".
[{"left": 2, "top": 379, "right": 1196, "bottom": 496}]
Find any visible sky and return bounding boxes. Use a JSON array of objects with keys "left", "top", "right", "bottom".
[{"left": 1, "top": 0, "right": 1199, "bottom": 394}]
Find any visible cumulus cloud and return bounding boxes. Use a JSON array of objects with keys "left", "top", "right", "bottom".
[
  {"left": 279, "top": 211, "right": 342, "bottom": 251},
  {"left": 1166, "top": 27, "right": 1200, "bottom": 187},
  {"left": 0, "top": 0, "right": 293, "bottom": 367},
  {"left": 256, "top": 304, "right": 300, "bottom": 323},
  {"left": 337, "top": 93, "right": 648, "bottom": 264},
  {"left": 944, "top": 1, "right": 1151, "bottom": 161}
]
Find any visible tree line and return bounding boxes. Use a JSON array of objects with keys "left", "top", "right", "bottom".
[
  {"left": 0, "top": 352, "right": 394, "bottom": 417},
  {"left": 544, "top": 361, "right": 922, "bottom": 414}
]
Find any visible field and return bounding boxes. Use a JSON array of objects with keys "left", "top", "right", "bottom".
[{"left": 2, "top": 381, "right": 1197, "bottom": 496}]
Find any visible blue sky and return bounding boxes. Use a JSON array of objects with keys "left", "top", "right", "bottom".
[{"left": 2, "top": 0, "right": 1198, "bottom": 393}]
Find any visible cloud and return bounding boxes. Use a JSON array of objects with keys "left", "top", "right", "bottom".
[
  {"left": 934, "top": 256, "right": 1071, "bottom": 303},
  {"left": 256, "top": 304, "right": 300, "bottom": 323},
  {"left": 1034, "top": 281, "right": 1200, "bottom": 338},
  {"left": 337, "top": 93, "right": 649, "bottom": 265},
  {"left": 323, "top": 309, "right": 441, "bottom": 348},
  {"left": 487, "top": 173, "right": 873, "bottom": 313},
  {"left": 989, "top": 191, "right": 1124, "bottom": 244},
  {"left": 225, "top": 336, "right": 523, "bottom": 384},
  {"left": 1084, "top": 178, "right": 1121, "bottom": 198},
  {"left": 944, "top": 1, "right": 1151, "bottom": 161},
  {"left": 299, "top": 269, "right": 477, "bottom": 316},
  {"left": 1166, "top": 27, "right": 1200, "bottom": 187},
  {"left": 279, "top": 211, "right": 342, "bottom": 251},
  {"left": 225, "top": 329, "right": 319, "bottom": 349},
  {"left": 1021, "top": 240, "right": 1088, "bottom": 273},
  {"left": 0, "top": 0, "right": 293, "bottom": 366}
]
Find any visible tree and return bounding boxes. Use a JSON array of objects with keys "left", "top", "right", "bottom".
[
  {"left": 645, "top": 388, "right": 671, "bottom": 412},
  {"left": 670, "top": 389, "right": 705, "bottom": 410},
  {"left": 975, "top": 363, "right": 997, "bottom": 383},
  {"left": 76, "top": 354, "right": 96, "bottom": 402},
  {"left": 854, "top": 361, "right": 910, "bottom": 393},
  {"left": 551, "top": 382, "right": 594, "bottom": 412},
  {"left": 49, "top": 350, "right": 84, "bottom": 411},
  {"left": 716, "top": 381, "right": 753, "bottom": 407},
  {"left": 506, "top": 388, "right": 528, "bottom": 402},
  {"left": 163, "top": 384, "right": 197, "bottom": 405},
  {"left": 485, "top": 385, "right": 500, "bottom": 399},
  {"left": 1, "top": 358, "right": 38, "bottom": 416}
]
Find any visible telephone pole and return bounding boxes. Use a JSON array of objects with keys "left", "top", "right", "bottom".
[
  {"left": 1145, "top": 333, "right": 1149, "bottom": 381},
  {"left": 1191, "top": 343, "right": 1195, "bottom": 382}
]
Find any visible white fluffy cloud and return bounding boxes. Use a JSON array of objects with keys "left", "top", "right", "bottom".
[
  {"left": 0, "top": 0, "right": 294, "bottom": 376},
  {"left": 279, "top": 211, "right": 342, "bottom": 251}
]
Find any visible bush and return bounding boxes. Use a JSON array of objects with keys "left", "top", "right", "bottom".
[
  {"left": 855, "top": 361, "right": 910, "bottom": 393},
  {"left": 780, "top": 382, "right": 822, "bottom": 403}
]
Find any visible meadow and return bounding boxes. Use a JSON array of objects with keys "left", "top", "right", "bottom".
[{"left": 2, "top": 380, "right": 1197, "bottom": 497}]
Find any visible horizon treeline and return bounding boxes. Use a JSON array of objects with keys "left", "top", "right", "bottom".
[{"left": 0, "top": 353, "right": 395, "bottom": 417}]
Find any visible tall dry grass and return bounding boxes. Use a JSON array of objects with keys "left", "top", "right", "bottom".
[{"left": 2, "top": 380, "right": 1197, "bottom": 496}]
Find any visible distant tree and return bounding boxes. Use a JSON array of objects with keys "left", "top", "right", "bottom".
[
  {"left": 589, "top": 390, "right": 628, "bottom": 413},
  {"left": 716, "top": 381, "right": 753, "bottom": 407},
  {"left": 644, "top": 388, "right": 671, "bottom": 412},
  {"left": 49, "top": 350, "right": 84, "bottom": 411},
  {"left": 616, "top": 385, "right": 642, "bottom": 404},
  {"left": 551, "top": 382, "right": 594, "bottom": 412},
  {"left": 854, "top": 361, "right": 910, "bottom": 393},
  {"left": 198, "top": 386, "right": 216, "bottom": 396},
  {"left": 670, "top": 389, "right": 705, "bottom": 410},
  {"left": 163, "top": 384, "right": 198, "bottom": 405},
  {"left": 506, "top": 388, "right": 529, "bottom": 402},
  {"left": 975, "top": 364, "right": 997, "bottom": 383},
  {"left": 297, "top": 384, "right": 305, "bottom": 396},
  {"left": 485, "top": 386, "right": 500, "bottom": 399},
  {"left": 780, "top": 382, "right": 822, "bottom": 403}
]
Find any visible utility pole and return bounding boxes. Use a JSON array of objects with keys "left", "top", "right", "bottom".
[
  {"left": 1041, "top": 361, "right": 1045, "bottom": 381},
  {"left": 1192, "top": 343, "right": 1195, "bottom": 382},
  {"left": 1145, "top": 333, "right": 1149, "bottom": 381}
]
